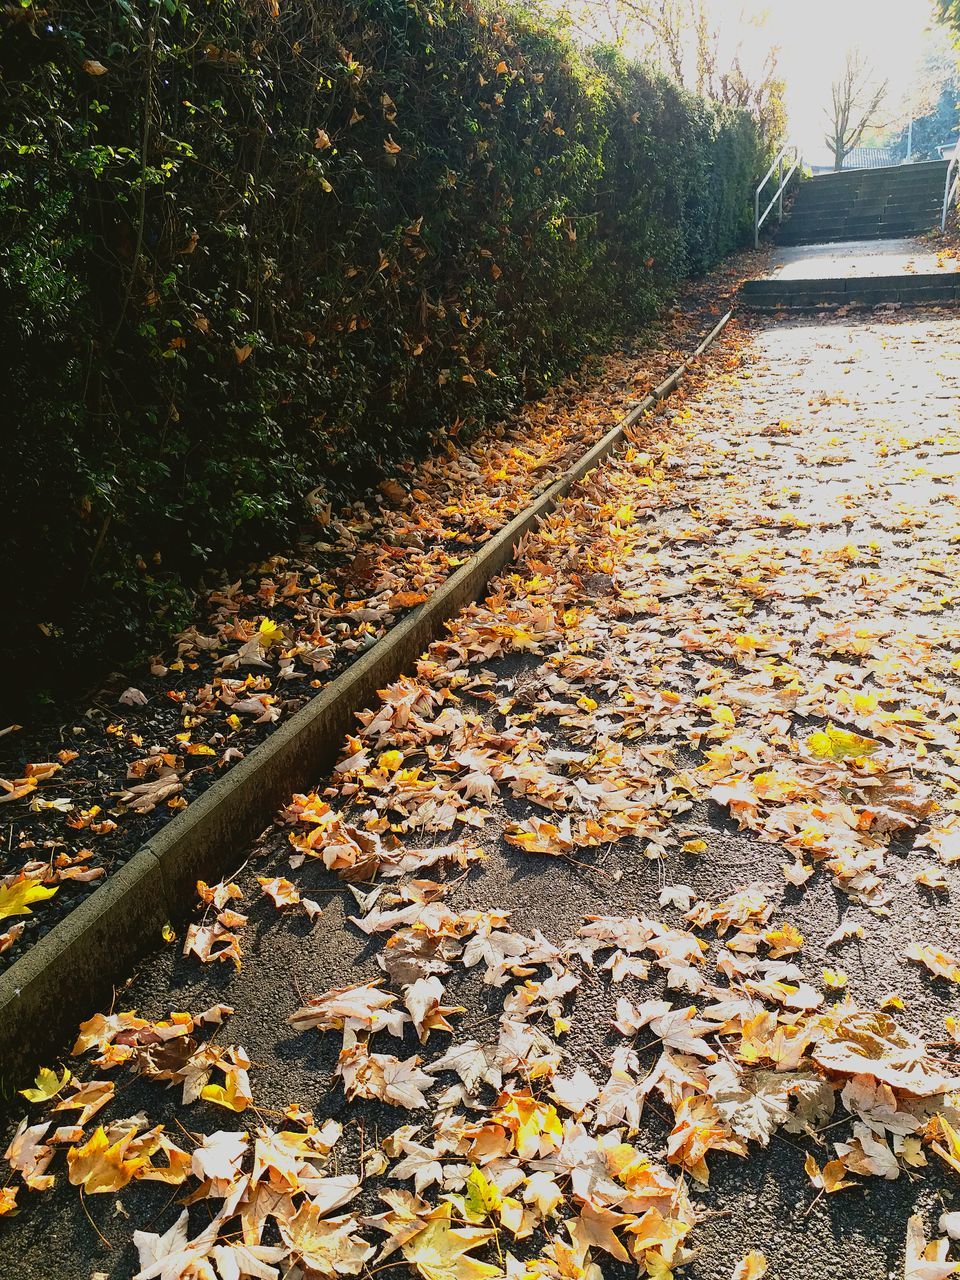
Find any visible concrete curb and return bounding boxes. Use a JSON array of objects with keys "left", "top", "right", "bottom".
[{"left": 0, "top": 311, "right": 732, "bottom": 1087}]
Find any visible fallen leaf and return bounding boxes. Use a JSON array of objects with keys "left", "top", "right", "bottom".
[
  {"left": 20, "top": 1066, "right": 71, "bottom": 1104},
  {"left": 732, "top": 1253, "right": 768, "bottom": 1280},
  {"left": 0, "top": 876, "right": 57, "bottom": 920},
  {"left": 67, "top": 1126, "right": 149, "bottom": 1194},
  {"left": 402, "top": 1205, "right": 500, "bottom": 1280}
]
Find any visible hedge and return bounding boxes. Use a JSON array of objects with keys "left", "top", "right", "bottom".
[{"left": 0, "top": 0, "right": 764, "bottom": 702}]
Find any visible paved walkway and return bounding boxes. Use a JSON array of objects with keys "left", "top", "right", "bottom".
[
  {"left": 4, "top": 308, "right": 960, "bottom": 1280},
  {"left": 766, "top": 236, "right": 954, "bottom": 280}
]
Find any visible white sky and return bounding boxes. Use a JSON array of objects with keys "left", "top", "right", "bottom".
[
  {"left": 559, "top": 0, "right": 953, "bottom": 164},
  {"left": 716, "top": 0, "right": 944, "bottom": 162}
]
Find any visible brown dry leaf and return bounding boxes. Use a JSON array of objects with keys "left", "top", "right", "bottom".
[
  {"left": 403, "top": 976, "right": 463, "bottom": 1042},
  {"left": 280, "top": 1205, "right": 375, "bottom": 1275},
  {"left": 549, "top": 1069, "right": 600, "bottom": 1115},
  {"left": 337, "top": 1042, "right": 434, "bottom": 1109},
  {"left": 390, "top": 591, "right": 429, "bottom": 609},
  {"left": 915, "top": 866, "right": 949, "bottom": 890},
  {"left": 903, "top": 1214, "right": 958, "bottom": 1279},
  {"left": 4, "top": 1120, "right": 55, "bottom": 1192},
  {"left": 183, "top": 921, "right": 243, "bottom": 969},
  {"left": 289, "top": 981, "right": 402, "bottom": 1037},
  {"left": 906, "top": 943, "right": 960, "bottom": 985},
  {"left": 257, "top": 875, "right": 301, "bottom": 908},
  {"left": 566, "top": 1203, "right": 632, "bottom": 1263},
  {"left": 803, "top": 1152, "right": 857, "bottom": 1194},
  {"left": 812, "top": 1010, "right": 960, "bottom": 1096}
]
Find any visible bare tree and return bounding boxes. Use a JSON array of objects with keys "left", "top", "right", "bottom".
[
  {"left": 718, "top": 49, "right": 787, "bottom": 149},
  {"left": 562, "top": 0, "right": 786, "bottom": 149},
  {"left": 824, "top": 51, "right": 888, "bottom": 170}
]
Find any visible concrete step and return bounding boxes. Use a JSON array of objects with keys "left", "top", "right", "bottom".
[
  {"left": 783, "top": 210, "right": 940, "bottom": 233},
  {"left": 777, "top": 219, "right": 940, "bottom": 245},
  {"left": 802, "top": 169, "right": 946, "bottom": 187},
  {"left": 797, "top": 182, "right": 946, "bottom": 204},
  {"left": 778, "top": 231, "right": 937, "bottom": 246},
  {"left": 792, "top": 192, "right": 943, "bottom": 214},
  {"left": 740, "top": 271, "right": 960, "bottom": 310},
  {"left": 806, "top": 169, "right": 946, "bottom": 185},
  {"left": 792, "top": 193, "right": 944, "bottom": 216},
  {"left": 794, "top": 176, "right": 946, "bottom": 205},
  {"left": 806, "top": 160, "right": 948, "bottom": 185},
  {"left": 792, "top": 201, "right": 943, "bottom": 222}
]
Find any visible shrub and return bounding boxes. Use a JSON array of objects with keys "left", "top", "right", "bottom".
[{"left": 0, "top": 0, "right": 764, "bottom": 701}]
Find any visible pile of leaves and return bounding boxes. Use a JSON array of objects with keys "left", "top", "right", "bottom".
[
  {"left": 6, "top": 311, "right": 960, "bottom": 1275},
  {"left": 8, "top": 897, "right": 960, "bottom": 1277},
  {"left": 0, "top": 260, "right": 757, "bottom": 968},
  {"left": 1, "top": 0, "right": 765, "bottom": 700}
]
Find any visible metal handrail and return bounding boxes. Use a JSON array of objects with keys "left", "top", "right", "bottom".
[
  {"left": 942, "top": 139, "right": 960, "bottom": 231},
  {"left": 754, "top": 143, "right": 801, "bottom": 248}
]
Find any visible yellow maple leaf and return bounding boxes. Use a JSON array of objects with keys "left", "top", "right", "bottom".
[
  {"left": 682, "top": 838, "right": 707, "bottom": 854},
  {"left": 806, "top": 724, "right": 880, "bottom": 761},
  {"left": 0, "top": 877, "right": 57, "bottom": 921},
  {"left": 67, "top": 1126, "right": 149, "bottom": 1193},
  {"left": 643, "top": 1252, "right": 675, "bottom": 1279},
  {"left": 764, "top": 923, "right": 803, "bottom": 957},
  {"left": 495, "top": 1093, "right": 563, "bottom": 1158},
  {"left": 199, "top": 1048, "right": 253, "bottom": 1112},
  {"left": 732, "top": 1251, "right": 768, "bottom": 1280},
  {"left": 200, "top": 1073, "right": 251, "bottom": 1112},
  {"left": 258, "top": 617, "right": 285, "bottom": 648},
  {"left": 402, "top": 1204, "right": 500, "bottom": 1280},
  {"left": 455, "top": 1165, "right": 502, "bottom": 1222},
  {"left": 20, "top": 1066, "right": 71, "bottom": 1104}
]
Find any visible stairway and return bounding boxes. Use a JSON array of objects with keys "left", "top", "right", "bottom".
[
  {"left": 777, "top": 159, "right": 948, "bottom": 246},
  {"left": 739, "top": 159, "right": 956, "bottom": 311}
]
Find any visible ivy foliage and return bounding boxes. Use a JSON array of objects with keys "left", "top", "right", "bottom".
[{"left": 0, "top": 0, "right": 763, "bottom": 696}]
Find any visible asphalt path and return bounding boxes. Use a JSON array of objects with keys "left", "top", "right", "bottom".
[{"left": 4, "top": 308, "right": 960, "bottom": 1280}]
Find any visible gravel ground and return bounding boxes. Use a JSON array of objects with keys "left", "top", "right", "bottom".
[{"left": 3, "top": 307, "right": 960, "bottom": 1280}]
